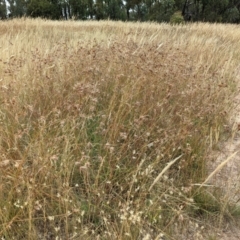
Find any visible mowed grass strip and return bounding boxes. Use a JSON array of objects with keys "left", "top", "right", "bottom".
[{"left": 0, "top": 18, "right": 239, "bottom": 239}]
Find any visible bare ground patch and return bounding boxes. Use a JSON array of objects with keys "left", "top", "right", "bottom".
[{"left": 207, "top": 71, "right": 240, "bottom": 240}]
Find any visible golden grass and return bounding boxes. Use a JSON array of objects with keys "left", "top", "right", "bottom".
[{"left": 0, "top": 18, "right": 240, "bottom": 239}]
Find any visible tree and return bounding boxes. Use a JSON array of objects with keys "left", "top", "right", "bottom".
[
  {"left": 223, "top": 6, "right": 240, "bottom": 22},
  {"left": 70, "top": 0, "right": 88, "bottom": 19},
  {"left": 0, "top": 0, "right": 7, "bottom": 19},
  {"left": 149, "top": 0, "right": 175, "bottom": 22},
  {"left": 26, "top": 0, "right": 61, "bottom": 19},
  {"left": 132, "top": 0, "right": 147, "bottom": 21},
  {"left": 105, "top": 0, "right": 125, "bottom": 20},
  {"left": 7, "top": 0, "right": 27, "bottom": 17},
  {"left": 59, "top": 0, "right": 72, "bottom": 19},
  {"left": 85, "top": 0, "right": 93, "bottom": 18},
  {"left": 125, "top": 0, "right": 134, "bottom": 20},
  {"left": 94, "top": 0, "right": 105, "bottom": 20},
  {"left": 201, "top": 0, "right": 229, "bottom": 22}
]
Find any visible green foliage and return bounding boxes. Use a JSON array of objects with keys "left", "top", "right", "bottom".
[
  {"left": 3, "top": 0, "right": 240, "bottom": 23},
  {"left": 223, "top": 7, "right": 240, "bottom": 23},
  {"left": 0, "top": 0, "right": 7, "bottom": 18},
  {"left": 193, "top": 188, "right": 222, "bottom": 215},
  {"left": 7, "top": 0, "right": 27, "bottom": 17},
  {"left": 26, "top": 0, "right": 61, "bottom": 19},
  {"left": 170, "top": 11, "right": 185, "bottom": 24},
  {"left": 202, "top": 0, "right": 230, "bottom": 22},
  {"left": 95, "top": 0, "right": 105, "bottom": 20},
  {"left": 149, "top": 0, "right": 175, "bottom": 22},
  {"left": 105, "top": 0, "right": 126, "bottom": 20},
  {"left": 132, "top": 2, "right": 148, "bottom": 21},
  {"left": 70, "top": 0, "right": 88, "bottom": 19}
]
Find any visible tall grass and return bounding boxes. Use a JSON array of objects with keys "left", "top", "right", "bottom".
[{"left": 0, "top": 18, "right": 239, "bottom": 239}]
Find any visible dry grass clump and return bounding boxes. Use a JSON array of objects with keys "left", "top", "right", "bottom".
[{"left": 0, "top": 18, "right": 240, "bottom": 239}]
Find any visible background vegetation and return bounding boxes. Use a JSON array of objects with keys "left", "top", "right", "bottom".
[
  {"left": 0, "top": 18, "right": 240, "bottom": 239},
  {"left": 1, "top": 0, "right": 240, "bottom": 23}
]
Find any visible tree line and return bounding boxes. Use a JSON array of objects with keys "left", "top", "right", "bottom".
[{"left": 0, "top": 0, "right": 240, "bottom": 23}]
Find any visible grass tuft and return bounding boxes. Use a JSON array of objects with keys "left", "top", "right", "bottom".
[{"left": 0, "top": 18, "right": 240, "bottom": 239}]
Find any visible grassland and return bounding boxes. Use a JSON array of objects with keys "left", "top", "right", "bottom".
[{"left": 0, "top": 18, "right": 240, "bottom": 239}]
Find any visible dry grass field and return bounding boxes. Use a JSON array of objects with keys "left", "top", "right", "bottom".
[{"left": 0, "top": 18, "right": 240, "bottom": 239}]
